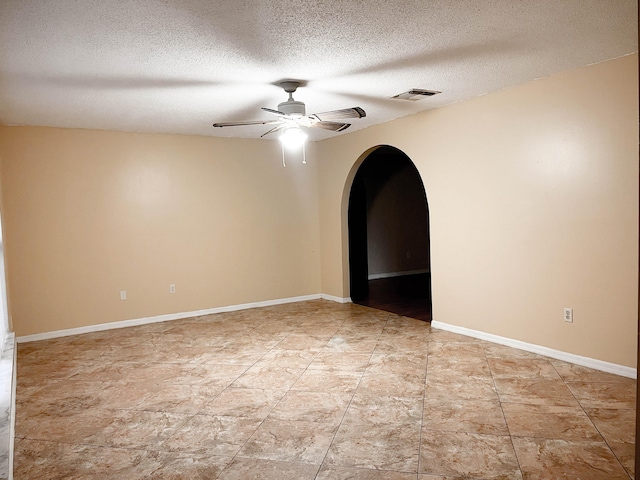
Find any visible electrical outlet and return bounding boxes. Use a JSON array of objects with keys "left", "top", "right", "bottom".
[
  {"left": 120, "top": 290, "right": 127, "bottom": 301},
  {"left": 169, "top": 284, "right": 176, "bottom": 294},
  {"left": 563, "top": 307, "right": 573, "bottom": 323}
]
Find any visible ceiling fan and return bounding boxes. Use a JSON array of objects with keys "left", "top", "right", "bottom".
[{"left": 212, "top": 81, "right": 366, "bottom": 140}]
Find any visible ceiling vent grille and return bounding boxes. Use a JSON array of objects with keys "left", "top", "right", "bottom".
[{"left": 391, "top": 89, "right": 441, "bottom": 101}]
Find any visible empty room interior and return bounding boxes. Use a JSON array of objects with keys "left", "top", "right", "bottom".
[{"left": 0, "top": 1, "right": 638, "bottom": 479}]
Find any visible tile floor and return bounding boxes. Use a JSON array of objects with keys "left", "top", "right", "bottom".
[{"left": 13, "top": 300, "right": 637, "bottom": 479}]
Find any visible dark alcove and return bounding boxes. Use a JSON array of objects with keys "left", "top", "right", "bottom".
[{"left": 348, "top": 146, "right": 431, "bottom": 321}]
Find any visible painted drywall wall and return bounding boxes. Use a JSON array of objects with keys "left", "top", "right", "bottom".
[
  {"left": 0, "top": 127, "right": 321, "bottom": 336},
  {"left": 317, "top": 54, "right": 639, "bottom": 368}
]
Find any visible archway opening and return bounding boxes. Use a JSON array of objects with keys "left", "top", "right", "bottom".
[{"left": 347, "top": 146, "right": 431, "bottom": 321}]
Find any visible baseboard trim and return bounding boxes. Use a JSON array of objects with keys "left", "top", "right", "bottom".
[
  {"left": 368, "top": 269, "right": 429, "bottom": 280},
  {"left": 431, "top": 320, "right": 636, "bottom": 379},
  {"left": 320, "top": 294, "right": 352, "bottom": 304},
  {"left": 18, "top": 294, "right": 333, "bottom": 343}
]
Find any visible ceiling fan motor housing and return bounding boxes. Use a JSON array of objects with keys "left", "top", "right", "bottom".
[{"left": 278, "top": 100, "right": 306, "bottom": 116}]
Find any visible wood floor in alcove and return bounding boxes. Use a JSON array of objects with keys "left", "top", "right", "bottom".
[{"left": 353, "top": 273, "right": 432, "bottom": 322}]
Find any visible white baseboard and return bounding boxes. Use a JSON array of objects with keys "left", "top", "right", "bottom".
[
  {"left": 368, "top": 269, "right": 429, "bottom": 280},
  {"left": 431, "top": 320, "right": 636, "bottom": 379},
  {"left": 17, "top": 293, "right": 355, "bottom": 343},
  {"left": 320, "top": 294, "right": 352, "bottom": 304}
]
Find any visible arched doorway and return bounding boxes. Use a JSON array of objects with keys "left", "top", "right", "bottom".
[{"left": 347, "top": 146, "right": 431, "bottom": 321}]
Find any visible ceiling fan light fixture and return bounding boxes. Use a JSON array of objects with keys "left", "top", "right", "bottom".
[{"left": 279, "top": 126, "right": 307, "bottom": 149}]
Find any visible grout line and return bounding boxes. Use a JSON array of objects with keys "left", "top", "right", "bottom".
[
  {"left": 416, "top": 339, "right": 429, "bottom": 476},
  {"left": 313, "top": 312, "right": 390, "bottom": 478},
  {"left": 481, "top": 342, "right": 525, "bottom": 479},
  {"left": 550, "top": 361, "right": 633, "bottom": 480}
]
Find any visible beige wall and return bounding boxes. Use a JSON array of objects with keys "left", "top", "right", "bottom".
[
  {"left": 317, "top": 54, "right": 639, "bottom": 367},
  {"left": 0, "top": 55, "right": 636, "bottom": 368},
  {"left": 0, "top": 127, "right": 321, "bottom": 336}
]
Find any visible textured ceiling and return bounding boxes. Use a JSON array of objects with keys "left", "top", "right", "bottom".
[{"left": 0, "top": 1, "right": 637, "bottom": 141}]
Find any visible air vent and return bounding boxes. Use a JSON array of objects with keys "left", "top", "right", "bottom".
[{"left": 391, "top": 89, "right": 441, "bottom": 101}]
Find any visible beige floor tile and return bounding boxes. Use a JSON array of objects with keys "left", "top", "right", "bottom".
[
  {"left": 142, "top": 384, "right": 226, "bottom": 414},
  {"left": 199, "top": 387, "right": 283, "bottom": 419},
  {"left": 427, "top": 330, "right": 483, "bottom": 344},
  {"left": 23, "top": 444, "right": 162, "bottom": 480},
  {"left": 487, "top": 357, "right": 561, "bottom": 379},
  {"left": 161, "top": 414, "right": 262, "bottom": 456},
  {"left": 267, "top": 390, "right": 352, "bottom": 425},
  {"left": 482, "top": 344, "right": 546, "bottom": 360},
  {"left": 383, "top": 318, "right": 430, "bottom": 331},
  {"left": 502, "top": 403, "right": 602, "bottom": 440},
  {"left": 255, "top": 348, "right": 320, "bottom": 368},
  {"left": 13, "top": 438, "right": 76, "bottom": 479},
  {"left": 275, "top": 333, "right": 330, "bottom": 351},
  {"left": 13, "top": 300, "right": 637, "bottom": 478},
  {"left": 225, "top": 336, "right": 284, "bottom": 351},
  {"left": 365, "top": 352, "right": 428, "bottom": 376},
  {"left": 71, "top": 445, "right": 163, "bottom": 479},
  {"left": 426, "top": 356, "right": 492, "bottom": 377},
  {"left": 102, "top": 342, "right": 168, "bottom": 363},
  {"left": 218, "top": 457, "right": 320, "bottom": 479},
  {"left": 425, "top": 375, "right": 498, "bottom": 402},
  {"left": 342, "top": 393, "right": 423, "bottom": 427},
  {"left": 423, "top": 398, "right": 509, "bottom": 435},
  {"left": 308, "top": 351, "right": 372, "bottom": 372},
  {"left": 323, "top": 335, "right": 379, "bottom": 353},
  {"left": 512, "top": 437, "right": 630, "bottom": 480},
  {"left": 428, "top": 341, "right": 486, "bottom": 358},
  {"left": 325, "top": 422, "right": 421, "bottom": 472},
  {"left": 230, "top": 365, "right": 305, "bottom": 391},
  {"left": 373, "top": 338, "right": 430, "bottom": 355},
  {"left": 566, "top": 381, "right": 636, "bottom": 409},
  {"left": 417, "top": 475, "right": 471, "bottom": 480},
  {"left": 291, "top": 369, "right": 362, "bottom": 393},
  {"left": 317, "top": 464, "right": 417, "bottom": 479},
  {"left": 419, "top": 430, "right": 521, "bottom": 479},
  {"left": 494, "top": 378, "right": 579, "bottom": 406},
  {"left": 551, "top": 360, "right": 637, "bottom": 384},
  {"left": 358, "top": 372, "right": 426, "bottom": 397},
  {"left": 339, "top": 324, "right": 387, "bottom": 337},
  {"left": 16, "top": 359, "right": 92, "bottom": 384},
  {"left": 100, "top": 380, "right": 167, "bottom": 409},
  {"left": 151, "top": 343, "right": 214, "bottom": 364},
  {"left": 238, "top": 418, "right": 337, "bottom": 464},
  {"left": 21, "top": 378, "right": 116, "bottom": 411},
  {"left": 144, "top": 452, "right": 231, "bottom": 479},
  {"left": 198, "top": 345, "right": 271, "bottom": 365},
  {"left": 83, "top": 361, "right": 180, "bottom": 384},
  {"left": 586, "top": 407, "right": 636, "bottom": 477},
  {"left": 85, "top": 410, "right": 191, "bottom": 449},
  {"left": 159, "top": 362, "right": 249, "bottom": 386},
  {"left": 16, "top": 407, "right": 115, "bottom": 444}
]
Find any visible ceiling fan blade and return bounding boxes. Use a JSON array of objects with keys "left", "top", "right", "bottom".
[
  {"left": 213, "top": 119, "right": 281, "bottom": 128},
  {"left": 260, "top": 125, "right": 286, "bottom": 137},
  {"left": 309, "top": 121, "right": 351, "bottom": 132},
  {"left": 311, "top": 107, "right": 366, "bottom": 121},
  {"left": 261, "top": 107, "right": 287, "bottom": 117}
]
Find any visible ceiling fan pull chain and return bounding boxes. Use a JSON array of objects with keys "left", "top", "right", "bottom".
[
  {"left": 302, "top": 143, "right": 306, "bottom": 165},
  {"left": 281, "top": 143, "right": 286, "bottom": 167}
]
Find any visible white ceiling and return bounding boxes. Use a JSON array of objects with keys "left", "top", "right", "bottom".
[{"left": 0, "top": 1, "right": 637, "bottom": 141}]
